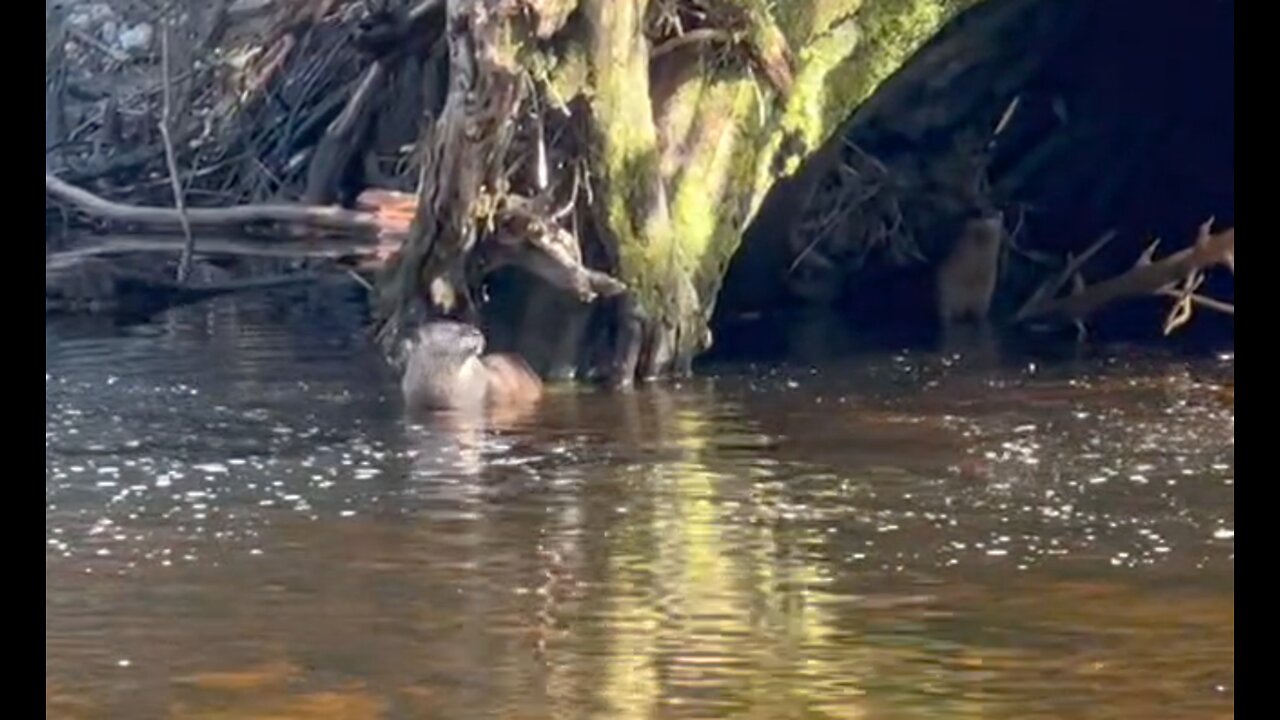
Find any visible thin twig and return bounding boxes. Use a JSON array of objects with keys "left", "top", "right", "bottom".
[
  {"left": 1014, "top": 229, "right": 1116, "bottom": 321},
  {"left": 159, "top": 22, "right": 197, "bottom": 283},
  {"left": 1156, "top": 287, "right": 1234, "bottom": 315},
  {"left": 551, "top": 164, "right": 580, "bottom": 221},
  {"left": 347, "top": 268, "right": 375, "bottom": 291},
  {"left": 993, "top": 94, "right": 1021, "bottom": 137},
  {"left": 1162, "top": 269, "right": 1211, "bottom": 335}
]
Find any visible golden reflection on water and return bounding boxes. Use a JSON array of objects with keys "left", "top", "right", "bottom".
[{"left": 47, "top": 370, "right": 1233, "bottom": 719}]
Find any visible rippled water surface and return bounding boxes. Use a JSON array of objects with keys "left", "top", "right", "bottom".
[{"left": 46, "top": 297, "right": 1234, "bottom": 719}]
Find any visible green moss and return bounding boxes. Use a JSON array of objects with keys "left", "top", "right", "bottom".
[
  {"left": 600, "top": 57, "right": 766, "bottom": 322},
  {"left": 585, "top": 0, "right": 978, "bottom": 332},
  {"left": 542, "top": 43, "right": 591, "bottom": 109},
  {"left": 744, "top": 15, "right": 862, "bottom": 218},
  {"left": 585, "top": 0, "right": 709, "bottom": 325},
  {"left": 744, "top": 0, "right": 975, "bottom": 221},
  {"left": 775, "top": 0, "right": 865, "bottom": 46},
  {"left": 664, "top": 76, "right": 764, "bottom": 302},
  {"left": 727, "top": 0, "right": 793, "bottom": 79},
  {"left": 787, "top": 18, "right": 864, "bottom": 149},
  {"left": 588, "top": 54, "right": 673, "bottom": 311},
  {"left": 656, "top": 73, "right": 707, "bottom": 180},
  {"left": 822, "top": 0, "right": 973, "bottom": 130},
  {"left": 530, "top": 0, "right": 579, "bottom": 38}
]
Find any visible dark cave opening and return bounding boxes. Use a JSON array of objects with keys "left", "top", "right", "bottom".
[{"left": 710, "top": 0, "right": 1234, "bottom": 363}]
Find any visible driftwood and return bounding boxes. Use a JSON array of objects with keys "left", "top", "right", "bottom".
[
  {"left": 47, "top": 173, "right": 623, "bottom": 298},
  {"left": 46, "top": 174, "right": 388, "bottom": 237},
  {"left": 376, "top": 0, "right": 637, "bottom": 363},
  {"left": 1016, "top": 219, "right": 1235, "bottom": 327},
  {"left": 485, "top": 239, "right": 627, "bottom": 304},
  {"left": 354, "top": 188, "right": 417, "bottom": 234}
]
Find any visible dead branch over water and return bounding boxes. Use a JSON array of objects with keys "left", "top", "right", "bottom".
[
  {"left": 46, "top": 174, "right": 387, "bottom": 238},
  {"left": 1016, "top": 219, "right": 1235, "bottom": 329}
]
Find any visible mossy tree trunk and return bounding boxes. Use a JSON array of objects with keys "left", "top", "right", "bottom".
[{"left": 377, "top": 0, "right": 976, "bottom": 384}]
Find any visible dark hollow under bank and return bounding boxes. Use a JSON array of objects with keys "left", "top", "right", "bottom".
[{"left": 711, "top": 0, "right": 1234, "bottom": 363}]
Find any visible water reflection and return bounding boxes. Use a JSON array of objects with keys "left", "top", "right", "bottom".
[{"left": 46, "top": 297, "right": 1233, "bottom": 719}]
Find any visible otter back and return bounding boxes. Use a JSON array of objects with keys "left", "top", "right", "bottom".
[
  {"left": 480, "top": 354, "right": 544, "bottom": 406},
  {"left": 936, "top": 215, "right": 1003, "bottom": 324}
]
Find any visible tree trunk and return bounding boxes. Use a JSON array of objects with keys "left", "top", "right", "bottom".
[
  {"left": 378, "top": 0, "right": 526, "bottom": 348},
  {"left": 376, "top": 0, "right": 978, "bottom": 382}
]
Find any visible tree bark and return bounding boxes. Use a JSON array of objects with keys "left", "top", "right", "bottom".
[
  {"left": 377, "top": 0, "right": 526, "bottom": 354},
  {"left": 374, "top": 0, "right": 981, "bottom": 382}
]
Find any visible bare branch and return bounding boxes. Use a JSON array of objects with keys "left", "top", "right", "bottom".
[
  {"left": 47, "top": 174, "right": 386, "bottom": 236},
  {"left": 159, "top": 23, "right": 197, "bottom": 283},
  {"left": 1156, "top": 287, "right": 1234, "bottom": 315},
  {"left": 303, "top": 62, "right": 387, "bottom": 204},
  {"left": 489, "top": 243, "right": 626, "bottom": 301},
  {"left": 1017, "top": 220, "right": 1235, "bottom": 324},
  {"left": 1162, "top": 270, "right": 1205, "bottom": 335},
  {"left": 1015, "top": 229, "right": 1115, "bottom": 321}
]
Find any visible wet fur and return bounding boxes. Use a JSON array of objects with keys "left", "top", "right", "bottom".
[
  {"left": 401, "top": 321, "right": 542, "bottom": 411},
  {"left": 936, "top": 214, "right": 1004, "bottom": 324}
]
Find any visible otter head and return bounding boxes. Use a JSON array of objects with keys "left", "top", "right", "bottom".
[
  {"left": 401, "top": 320, "right": 490, "bottom": 411},
  {"left": 960, "top": 210, "right": 1004, "bottom": 249},
  {"left": 413, "top": 320, "right": 486, "bottom": 359}
]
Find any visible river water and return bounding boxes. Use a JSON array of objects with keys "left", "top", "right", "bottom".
[{"left": 46, "top": 294, "right": 1234, "bottom": 719}]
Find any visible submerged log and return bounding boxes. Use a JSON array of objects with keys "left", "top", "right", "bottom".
[
  {"left": 50, "top": 234, "right": 389, "bottom": 264},
  {"left": 46, "top": 254, "right": 321, "bottom": 317}
]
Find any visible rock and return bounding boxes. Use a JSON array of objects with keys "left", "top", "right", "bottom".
[{"left": 117, "top": 23, "right": 153, "bottom": 55}]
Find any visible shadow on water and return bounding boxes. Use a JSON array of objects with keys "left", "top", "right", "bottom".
[{"left": 47, "top": 294, "right": 1232, "bottom": 719}]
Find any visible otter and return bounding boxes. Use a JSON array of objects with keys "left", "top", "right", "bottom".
[
  {"left": 401, "top": 320, "right": 543, "bottom": 412},
  {"left": 936, "top": 213, "right": 1004, "bottom": 325}
]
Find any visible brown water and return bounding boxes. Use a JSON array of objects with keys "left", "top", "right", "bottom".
[{"left": 46, "top": 297, "right": 1234, "bottom": 719}]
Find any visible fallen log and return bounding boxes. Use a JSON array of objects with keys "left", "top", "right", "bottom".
[
  {"left": 46, "top": 174, "right": 392, "bottom": 238},
  {"left": 1016, "top": 219, "right": 1234, "bottom": 325},
  {"left": 47, "top": 172, "right": 626, "bottom": 312}
]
